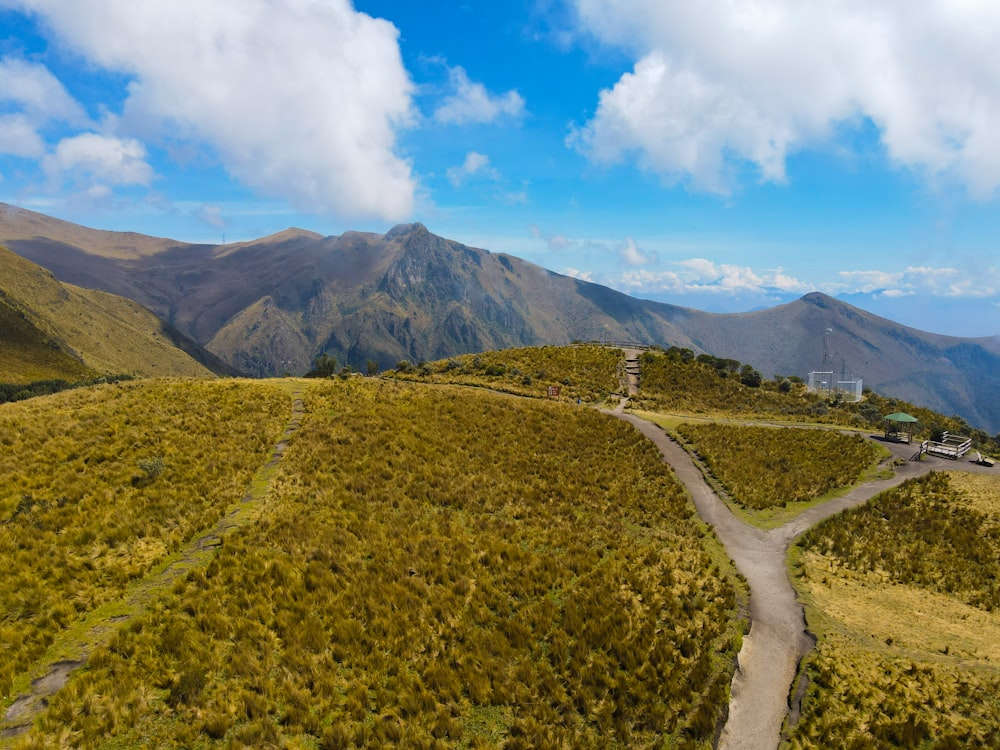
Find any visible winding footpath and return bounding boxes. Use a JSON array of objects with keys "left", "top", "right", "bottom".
[
  {"left": 608, "top": 405, "right": 936, "bottom": 749},
  {"left": 604, "top": 354, "right": 996, "bottom": 748}
]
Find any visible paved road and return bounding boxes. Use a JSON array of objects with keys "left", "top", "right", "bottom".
[{"left": 604, "top": 404, "right": 948, "bottom": 749}]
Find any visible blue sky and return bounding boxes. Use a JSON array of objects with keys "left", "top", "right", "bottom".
[{"left": 1, "top": 0, "right": 999, "bottom": 337}]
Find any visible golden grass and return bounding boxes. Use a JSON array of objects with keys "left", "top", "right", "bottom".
[
  {"left": 0, "top": 379, "right": 290, "bottom": 701},
  {"left": 947, "top": 471, "right": 1000, "bottom": 519},
  {"left": 389, "top": 344, "right": 623, "bottom": 403},
  {"left": 799, "top": 551, "right": 1000, "bottom": 663},
  {"left": 11, "top": 378, "right": 746, "bottom": 749},
  {"left": 787, "top": 471, "right": 1000, "bottom": 747}
]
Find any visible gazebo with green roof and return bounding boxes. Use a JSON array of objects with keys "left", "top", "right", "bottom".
[{"left": 884, "top": 412, "right": 918, "bottom": 444}]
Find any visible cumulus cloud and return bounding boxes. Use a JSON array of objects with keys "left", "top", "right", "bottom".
[
  {"left": 570, "top": 0, "right": 1000, "bottom": 197},
  {"left": 447, "top": 151, "right": 499, "bottom": 187},
  {"left": 0, "top": 56, "right": 87, "bottom": 124},
  {"left": 613, "top": 257, "right": 811, "bottom": 296},
  {"left": 0, "top": 114, "right": 46, "bottom": 157},
  {"left": 435, "top": 65, "right": 525, "bottom": 125},
  {"left": 6, "top": 0, "right": 416, "bottom": 221},
  {"left": 43, "top": 133, "right": 153, "bottom": 187},
  {"left": 0, "top": 56, "right": 89, "bottom": 158}
]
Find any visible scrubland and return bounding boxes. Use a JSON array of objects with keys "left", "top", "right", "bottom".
[
  {"left": 6, "top": 377, "right": 744, "bottom": 749},
  {"left": 0, "top": 380, "right": 290, "bottom": 701},
  {"left": 5, "top": 342, "right": 999, "bottom": 749},
  {"left": 788, "top": 471, "right": 1000, "bottom": 748},
  {"left": 674, "top": 423, "right": 885, "bottom": 511},
  {"left": 386, "top": 345, "right": 622, "bottom": 403}
]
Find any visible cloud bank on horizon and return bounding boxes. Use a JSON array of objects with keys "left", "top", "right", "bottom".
[{"left": 0, "top": 0, "right": 998, "bottom": 335}]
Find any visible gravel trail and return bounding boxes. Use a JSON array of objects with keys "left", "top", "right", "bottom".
[{"left": 605, "top": 406, "right": 942, "bottom": 749}]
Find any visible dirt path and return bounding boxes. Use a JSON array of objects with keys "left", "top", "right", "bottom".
[
  {"left": 0, "top": 387, "right": 304, "bottom": 743},
  {"left": 604, "top": 405, "right": 948, "bottom": 749}
]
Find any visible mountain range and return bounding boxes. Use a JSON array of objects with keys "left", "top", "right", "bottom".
[{"left": 2, "top": 202, "right": 998, "bottom": 433}]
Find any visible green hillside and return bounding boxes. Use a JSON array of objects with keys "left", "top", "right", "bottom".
[
  {"left": 0, "top": 245, "right": 219, "bottom": 382},
  {"left": 0, "top": 294, "right": 96, "bottom": 383}
]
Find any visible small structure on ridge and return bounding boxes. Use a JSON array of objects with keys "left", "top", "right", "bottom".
[{"left": 884, "top": 412, "right": 918, "bottom": 443}]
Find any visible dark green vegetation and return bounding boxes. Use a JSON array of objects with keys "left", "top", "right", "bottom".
[
  {"left": 675, "top": 423, "right": 885, "bottom": 510},
  {"left": 788, "top": 472, "right": 1000, "bottom": 748},
  {"left": 0, "top": 375, "right": 135, "bottom": 405},
  {"left": 5, "top": 377, "right": 744, "bottom": 749},
  {"left": 0, "top": 380, "right": 290, "bottom": 700},
  {"left": 387, "top": 345, "right": 622, "bottom": 403}
]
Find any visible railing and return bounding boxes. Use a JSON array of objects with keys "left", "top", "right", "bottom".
[
  {"left": 925, "top": 432, "right": 973, "bottom": 460},
  {"left": 579, "top": 341, "right": 653, "bottom": 351}
]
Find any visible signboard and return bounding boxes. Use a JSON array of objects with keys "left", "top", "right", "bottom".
[{"left": 547, "top": 385, "right": 561, "bottom": 397}]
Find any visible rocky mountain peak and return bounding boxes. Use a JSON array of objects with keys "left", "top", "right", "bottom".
[{"left": 385, "top": 222, "right": 429, "bottom": 241}]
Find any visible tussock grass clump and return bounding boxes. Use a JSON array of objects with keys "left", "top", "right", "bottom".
[
  {"left": 788, "top": 642, "right": 1000, "bottom": 749},
  {"left": 20, "top": 379, "right": 745, "bottom": 749},
  {"left": 0, "top": 379, "right": 290, "bottom": 681},
  {"left": 788, "top": 471, "right": 1000, "bottom": 747},
  {"left": 388, "top": 344, "right": 622, "bottom": 402},
  {"left": 675, "top": 423, "right": 884, "bottom": 509},
  {"left": 799, "top": 472, "right": 1000, "bottom": 610}
]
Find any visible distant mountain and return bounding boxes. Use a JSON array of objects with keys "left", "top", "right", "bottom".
[
  {"left": 2, "top": 202, "right": 998, "bottom": 433},
  {"left": 0, "top": 242, "right": 235, "bottom": 382}
]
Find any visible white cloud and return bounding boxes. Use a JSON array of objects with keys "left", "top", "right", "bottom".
[
  {"left": 0, "top": 56, "right": 87, "bottom": 124},
  {"left": 562, "top": 267, "right": 594, "bottom": 282},
  {"left": 7, "top": 0, "right": 416, "bottom": 221},
  {"left": 43, "top": 133, "right": 153, "bottom": 186},
  {"left": 570, "top": 0, "right": 1000, "bottom": 197},
  {"left": 447, "top": 151, "right": 499, "bottom": 187},
  {"left": 0, "top": 57, "right": 89, "bottom": 159},
  {"left": 530, "top": 224, "right": 571, "bottom": 250},
  {"left": 435, "top": 65, "right": 525, "bottom": 125},
  {"left": 0, "top": 114, "right": 46, "bottom": 157},
  {"left": 615, "top": 257, "right": 812, "bottom": 296},
  {"left": 834, "top": 265, "right": 999, "bottom": 299},
  {"left": 618, "top": 237, "right": 657, "bottom": 266}
]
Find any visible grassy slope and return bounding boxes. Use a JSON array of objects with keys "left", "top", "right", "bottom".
[
  {"left": 0, "top": 380, "right": 292, "bottom": 700},
  {"left": 6, "top": 378, "right": 745, "bottom": 749},
  {"left": 0, "top": 295, "right": 95, "bottom": 382},
  {"left": 787, "top": 472, "right": 1000, "bottom": 748},
  {"left": 387, "top": 344, "right": 623, "bottom": 403},
  {"left": 673, "top": 423, "right": 887, "bottom": 511},
  {"left": 0, "top": 245, "right": 214, "bottom": 380}
]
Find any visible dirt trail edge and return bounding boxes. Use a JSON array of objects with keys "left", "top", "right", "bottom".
[
  {"left": 1, "top": 386, "right": 305, "bottom": 744},
  {"left": 604, "top": 405, "right": 937, "bottom": 750}
]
